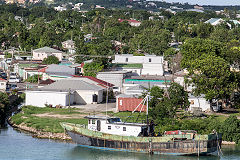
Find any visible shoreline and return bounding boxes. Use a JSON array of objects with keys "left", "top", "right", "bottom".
[
  {"left": 8, "top": 118, "right": 236, "bottom": 145},
  {"left": 8, "top": 119, "right": 72, "bottom": 141}
]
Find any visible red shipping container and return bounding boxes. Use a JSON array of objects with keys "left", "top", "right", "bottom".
[{"left": 117, "top": 97, "right": 147, "bottom": 112}]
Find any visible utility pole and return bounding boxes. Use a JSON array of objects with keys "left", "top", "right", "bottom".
[{"left": 68, "top": 88, "right": 71, "bottom": 112}]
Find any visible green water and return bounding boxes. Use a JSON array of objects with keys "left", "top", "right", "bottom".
[{"left": 0, "top": 126, "right": 239, "bottom": 160}]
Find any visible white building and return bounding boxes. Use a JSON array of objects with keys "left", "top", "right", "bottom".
[
  {"left": 97, "top": 71, "right": 132, "bottom": 93},
  {"left": 32, "top": 47, "right": 63, "bottom": 61},
  {"left": 188, "top": 94, "right": 210, "bottom": 112},
  {"left": 0, "top": 78, "right": 7, "bottom": 91},
  {"left": 25, "top": 79, "right": 104, "bottom": 107},
  {"left": 62, "top": 40, "right": 76, "bottom": 54},
  {"left": 113, "top": 54, "right": 164, "bottom": 76},
  {"left": 54, "top": 6, "right": 67, "bottom": 12}
]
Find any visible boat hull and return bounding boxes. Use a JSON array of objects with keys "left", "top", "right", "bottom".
[{"left": 66, "top": 129, "right": 221, "bottom": 156}]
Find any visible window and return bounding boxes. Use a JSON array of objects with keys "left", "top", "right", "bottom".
[
  {"left": 88, "top": 119, "right": 91, "bottom": 124},
  {"left": 108, "top": 126, "right": 111, "bottom": 130},
  {"left": 125, "top": 58, "right": 128, "bottom": 62},
  {"left": 38, "top": 54, "right": 40, "bottom": 57},
  {"left": 149, "top": 58, "right": 151, "bottom": 62},
  {"left": 92, "top": 120, "right": 95, "bottom": 124},
  {"left": 119, "top": 100, "right": 122, "bottom": 106},
  {"left": 123, "top": 127, "right": 126, "bottom": 131},
  {"left": 1, "top": 83, "right": 4, "bottom": 85}
]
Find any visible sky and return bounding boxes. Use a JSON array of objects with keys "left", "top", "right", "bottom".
[{"left": 165, "top": 0, "right": 240, "bottom": 6}]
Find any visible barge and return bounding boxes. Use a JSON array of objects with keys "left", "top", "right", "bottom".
[{"left": 61, "top": 116, "right": 222, "bottom": 155}]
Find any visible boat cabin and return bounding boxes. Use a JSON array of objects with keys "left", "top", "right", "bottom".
[{"left": 85, "top": 115, "right": 148, "bottom": 137}]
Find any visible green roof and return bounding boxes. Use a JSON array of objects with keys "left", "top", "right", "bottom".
[
  {"left": 19, "top": 64, "right": 39, "bottom": 68},
  {"left": 114, "top": 63, "right": 143, "bottom": 68}
]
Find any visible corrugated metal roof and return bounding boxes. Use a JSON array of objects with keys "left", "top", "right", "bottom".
[
  {"left": 36, "top": 79, "right": 103, "bottom": 92},
  {"left": 33, "top": 47, "right": 63, "bottom": 53},
  {"left": 45, "top": 64, "right": 75, "bottom": 75}
]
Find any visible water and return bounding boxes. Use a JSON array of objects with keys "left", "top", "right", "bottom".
[{"left": 0, "top": 126, "right": 239, "bottom": 160}]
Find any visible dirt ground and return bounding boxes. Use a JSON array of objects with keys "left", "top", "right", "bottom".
[{"left": 33, "top": 102, "right": 117, "bottom": 119}]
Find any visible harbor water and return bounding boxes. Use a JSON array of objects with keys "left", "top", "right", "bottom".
[{"left": 0, "top": 126, "right": 239, "bottom": 160}]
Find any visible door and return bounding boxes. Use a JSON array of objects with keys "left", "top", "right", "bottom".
[{"left": 97, "top": 120, "right": 101, "bottom": 131}]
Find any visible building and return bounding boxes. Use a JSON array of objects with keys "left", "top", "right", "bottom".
[
  {"left": 32, "top": 47, "right": 63, "bottom": 61},
  {"left": 113, "top": 54, "right": 164, "bottom": 76},
  {"left": 205, "top": 18, "right": 224, "bottom": 26},
  {"left": 40, "top": 64, "right": 76, "bottom": 81},
  {"left": 116, "top": 94, "right": 146, "bottom": 112},
  {"left": 97, "top": 71, "right": 132, "bottom": 93},
  {"left": 188, "top": 94, "right": 210, "bottom": 112},
  {"left": 62, "top": 40, "right": 76, "bottom": 54},
  {"left": 25, "top": 79, "right": 104, "bottom": 107},
  {"left": 118, "top": 19, "right": 141, "bottom": 27},
  {"left": 0, "top": 78, "right": 7, "bottom": 91}
]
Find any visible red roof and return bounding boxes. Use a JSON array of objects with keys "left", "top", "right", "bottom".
[
  {"left": 39, "top": 79, "right": 55, "bottom": 85},
  {"left": 38, "top": 66, "right": 48, "bottom": 73},
  {"left": 73, "top": 75, "right": 114, "bottom": 88},
  {"left": 0, "top": 78, "right": 6, "bottom": 81},
  {"left": 118, "top": 18, "right": 141, "bottom": 23}
]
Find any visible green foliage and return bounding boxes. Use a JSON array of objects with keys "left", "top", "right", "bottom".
[
  {"left": 4, "top": 52, "right": 12, "bottom": 58},
  {"left": 0, "top": 92, "right": 10, "bottom": 127},
  {"left": 42, "top": 55, "right": 60, "bottom": 65},
  {"left": 83, "top": 62, "right": 104, "bottom": 77},
  {"left": 11, "top": 105, "right": 87, "bottom": 133},
  {"left": 25, "top": 75, "right": 42, "bottom": 83}
]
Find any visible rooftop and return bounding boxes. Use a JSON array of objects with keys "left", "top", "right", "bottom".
[
  {"left": 36, "top": 79, "right": 103, "bottom": 92},
  {"left": 33, "top": 47, "right": 63, "bottom": 53}
]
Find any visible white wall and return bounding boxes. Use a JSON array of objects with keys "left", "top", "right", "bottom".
[
  {"left": 189, "top": 97, "right": 210, "bottom": 112},
  {"left": 142, "top": 63, "right": 163, "bottom": 76},
  {"left": 75, "top": 90, "right": 103, "bottom": 104},
  {"left": 88, "top": 119, "right": 143, "bottom": 137},
  {"left": 25, "top": 91, "right": 69, "bottom": 107},
  {"left": 0, "top": 81, "right": 6, "bottom": 91},
  {"left": 114, "top": 54, "right": 163, "bottom": 64}
]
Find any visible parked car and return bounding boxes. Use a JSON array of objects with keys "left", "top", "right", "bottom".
[
  {"left": 9, "top": 77, "right": 20, "bottom": 83},
  {"left": 6, "top": 58, "right": 12, "bottom": 64},
  {"left": 10, "top": 72, "right": 17, "bottom": 78}
]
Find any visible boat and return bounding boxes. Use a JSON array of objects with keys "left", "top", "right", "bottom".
[{"left": 60, "top": 95, "right": 222, "bottom": 156}]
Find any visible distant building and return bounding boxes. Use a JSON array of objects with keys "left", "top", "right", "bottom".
[
  {"left": 118, "top": 19, "right": 141, "bottom": 27},
  {"left": 113, "top": 54, "right": 164, "bottom": 76},
  {"left": 32, "top": 47, "right": 63, "bottom": 61},
  {"left": 62, "top": 40, "right": 76, "bottom": 54},
  {"left": 0, "top": 78, "right": 7, "bottom": 91},
  {"left": 205, "top": 18, "right": 225, "bottom": 26},
  {"left": 97, "top": 71, "right": 132, "bottom": 93},
  {"left": 25, "top": 79, "right": 105, "bottom": 107},
  {"left": 54, "top": 6, "right": 67, "bottom": 12}
]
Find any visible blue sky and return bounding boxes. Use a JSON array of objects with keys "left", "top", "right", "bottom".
[{"left": 165, "top": 0, "right": 240, "bottom": 6}]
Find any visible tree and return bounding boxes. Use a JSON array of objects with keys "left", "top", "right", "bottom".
[
  {"left": 149, "top": 83, "right": 189, "bottom": 124},
  {"left": 42, "top": 56, "right": 60, "bottom": 65},
  {"left": 188, "top": 55, "right": 238, "bottom": 110},
  {"left": 0, "top": 92, "right": 10, "bottom": 127},
  {"left": 83, "top": 62, "right": 104, "bottom": 77}
]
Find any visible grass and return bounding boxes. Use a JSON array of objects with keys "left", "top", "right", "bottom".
[{"left": 11, "top": 106, "right": 88, "bottom": 133}]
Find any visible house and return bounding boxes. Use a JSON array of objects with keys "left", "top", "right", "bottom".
[
  {"left": 25, "top": 79, "right": 104, "bottom": 107},
  {"left": 40, "top": 64, "right": 76, "bottom": 81},
  {"left": 62, "top": 40, "right": 76, "bottom": 54},
  {"left": 205, "top": 18, "right": 224, "bottom": 26},
  {"left": 116, "top": 94, "right": 146, "bottom": 112},
  {"left": 123, "top": 76, "right": 171, "bottom": 93},
  {"left": 188, "top": 94, "right": 210, "bottom": 112},
  {"left": 118, "top": 19, "right": 141, "bottom": 27},
  {"left": 32, "top": 47, "right": 63, "bottom": 61},
  {"left": 0, "top": 78, "right": 7, "bottom": 91},
  {"left": 97, "top": 71, "right": 132, "bottom": 93},
  {"left": 113, "top": 54, "right": 164, "bottom": 76},
  {"left": 72, "top": 76, "right": 114, "bottom": 89},
  {"left": 54, "top": 6, "right": 67, "bottom": 12}
]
